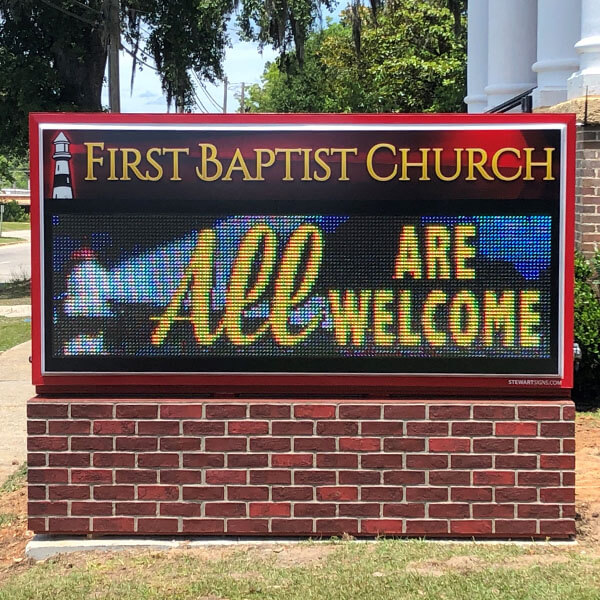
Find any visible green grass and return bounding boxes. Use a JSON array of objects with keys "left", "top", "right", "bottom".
[
  {"left": 0, "top": 221, "right": 29, "bottom": 232},
  {"left": 0, "top": 316, "right": 30, "bottom": 352},
  {"left": 577, "top": 408, "right": 600, "bottom": 424},
  {"left": 0, "top": 278, "right": 30, "bottom": 304},
  {"left": 0, "top": 464, "right": 26, "bottom": 495},
  {"left": 1, "top": 540, "right": 599, "bottom": 599},
  {"left": 0, "top": 236, "right": 26, "bottom": 245}
]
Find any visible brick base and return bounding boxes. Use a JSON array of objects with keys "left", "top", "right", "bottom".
[{"left": 27, "top": 398, "right": 576, "bottom": 539}]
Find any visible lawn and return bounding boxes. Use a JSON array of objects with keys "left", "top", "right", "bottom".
[
  {"left": 0, "top": 236, "right": 26, "bottom": 246},
  {"left": 0, "top": 222, "right": 29, "bottom": 232},
  {"left": 0, "top": 316, "right": 30, "bottom": 352},
  {"left": 0, "top": 279, "right": 30, "bottom": 306}
]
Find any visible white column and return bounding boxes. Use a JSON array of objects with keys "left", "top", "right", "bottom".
[
  {"left": 568, "top": 0, "right": 600, "bottom": 98},
  {"left": 464, "top": 0, "right": 489, "bottom": 113},
  {"left": 485, "top": 0, "right": 537, "bottom": 110},
  {"left": 533, "top": 0, "right": 581, "bottom": 108}
]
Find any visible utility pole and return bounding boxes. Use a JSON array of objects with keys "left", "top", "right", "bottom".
[
  {"left": 106, "top": 0, "right": 121, "bottom": 113},
  {"left": 240, "top": 81, "right": 245, "bottom": 114},
  {"left": 223, "top": 77, "right": 228, "bottom": 113}
]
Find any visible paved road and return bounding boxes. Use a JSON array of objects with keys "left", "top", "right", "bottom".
[{"left": 0, "top": 229, "right": 30, "bottom": 283}]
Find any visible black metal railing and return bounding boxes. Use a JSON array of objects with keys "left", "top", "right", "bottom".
[{"left": 485, "top": 87, "right": 536, "bottom": 113}]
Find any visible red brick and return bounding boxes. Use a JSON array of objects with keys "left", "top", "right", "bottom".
[
  {"left": 48, "top": 421, "right": 90, "bottom": 435},
  {"left": 563, "top": 405, "right": 575, "bottom": 420},
  {"left": 49, "top": 453, "right": 90, "bottom": 467},
  {"left": 473, "top": 405, "right": 515, "bottom": 420},
  {"left": 205, "top": 437, "right": 246, "bottom": 452},
  {"left": 29, "top": 468, "right": 68, "bottom": 484},
  {"left": 183, "top": 486, "right": 225, "bottom": 501},
  {"left": 473, "top": 471, "right": 515, "bottom": 486},
  {"left": 383, "top": 405, "right": 426, "bottom": 420},
  {"left": 206, "top": 470, "right": 247, "bottom": 485},
  {"left": 383, "top": 438, "right": 425, "bottom": 452},
  {"left": 160, "top": 470, "right": 202, "bottom": 484},
  {"left": 563, "top": 472, "right": 575, "bottom": 486},
  {"left": 316, "top": 519, "right": 359, "bottom": 535},
  {"left": 451, "top": 422, "right": 493, "bottom": 436},
  {"left": 406, "top": 455, "right": 447, "bottom": 469},
  {"left": 317, "top": 454, "right": 358, "bottom": 469},
  {"left": 451, "top": 487, "right": 492, "bottom": 502},
  {"left": 49, "top": 485, "right": 89, "bottom": 500},
  {"left": 429, "top": 438, "right": 470, "bottom": 453},
  {"left": 272, "top": 486, "right": 313, "bottom": 501},
  {"left": 206, "top": 404, "right": 246, "bottom": 419},
  {"left": 295, "top": 471, "right": 336, "bottom": 485},
  {"left": 362, "top": 454, "right": 404, "bottom": 469},
  {"left": 115, "top": 437, "right": 157, "bottom": 451},
  {"left": 383, "top": 503, "right": 425, "bottom": 518},
  {"left": 49, "top": 517, "right": 90, "bottom": 533},
  {"left": 115, "top": 502, "right": 157, "bottom": 516},
  {"left": 294, "top": 438, "right": 335, "bottom": 452},
  {"left": 405, "top": 520, "right": 448, "bottom": 535},
  {"left": 28, "top": 437, "right": 68, "bottom": 452},
  {"left": 72, "top": 502, "right": 112, "bottom": 516},
  {"left": 28, "top": 501, "right": 68, "bottom": 516},
  {"left": 137, "top": 518, "right": 179, "bottom": 534},
  {"left": 115, "top": 404, "right": 158, "bottom": 419},
  {"left": 250, "top": 470, "right": 291, "bottom": 484},
  {"left": 94, "top": 421, "right": 135, "bottom": 435},
  {"left": 339, "top": 438, "right": 380, "bottom": 452},
  {"left": 28, "top": 486, "right": 47, "bottom": 500},
  {"left": 496, "top": 488, "right": 538, "bottom": 502},
  {"left": 271, "top": 454, "right": 313, "bottom": 468},
  {"left": 429, "top": 504, "right": 470, "bottom": 518},
  {"left": 28, "top": 518, "right": 46, "bottom": 532},
  {"left": 340, "top": 503, "right": 380, "bottom": 517},
  {"left": 429, "top": 405, "right": 470, "bottom": 420},
  {"left": 429, "top": 471, "right": 470, "bottom": 485},
  {"left": 294, "top": 405, "right": 336, "bottom": 419},
  {"left": 293, "top": 502, "right": 334, "bottom": 517},
  {"left": 160, "top": 405, "right": 203, "bottom": 419},
  {"left": 563, "top": 438, "right": 576, "bottom": 453},
  {"left": 317, "top": 486, "right": 358, "bottom": 501},
  {"left": 160, "top": 503, "right": 202, "bottom": 517},
  {"left": 28, "top": 421, "right": 47, "bottom": 435},
  {"left": 28, "top": 404, "right": 68, "bottom": 419},
  {"left": 227, "top": 486, "right": 269, "bottom": 501},
  {"left": 272, "top": 421, "right": 314, "bottom": 435},
  {"left": 250, "top": 502, "right": 291, "bottom": 517},
  {"left": 250, "top": 437, "right": 290, "bottom": 452},
  {"left": 406, "top": 422, "right": 448, "bottom": 436},
  {"left": 227, "top": 519, "right": 269, "bottom": 534},
  {"left": 473, "top": 438, "right": 514, "bottom": 453},
  {"left": 518, "top": 439, "right": 560, "bottom": 453},
  {"left": 341, "top": 470, "right": 382, "bottom": 485},
  {"left": 249, "top": 405, "right": 290, "bottom": 419},
  {"left": 495, "top": 455, "right": 537, "bottom": 469},
  {"left": 182, "top": 422, "right": 225, "bottom": 436},
  {"left": 495, "top": 422, "right": 537, "bottom": 436},
  {"left": 183, "top": 519, "right": 225, "bottom": 534},
  {"left": 93, "top": 453, "right": 135, "bottom": 468},
  {"left": 518, "top": 405, "right": 560, "bottom": 420},
  {"left": 495, "top": 520, "right": 537, "bottom": 536},
  {"left": 473, "top": 504, "right": 514, "bottom": 518},
  {"left": 229, "top": 421, "right": 269, "bottom": 435},
  {"left": 518, "top": 472, "right": 561, "bottom": 486},
  {"left": 317, "top": 422, "right": 359, "bottom": 436},
  {"left": 518, "top": 504, "right": 560, "bottom": 519},
  {"left": 362, "top": 519, "right": 404, "bottom": 535},
  {"left": 27, "top": 453, "right": 46, "bottom": 467},
  {"left": 339, "top": 405, "right": 380, "bottom": 419},
  {"left": 406, "top": 487, "right": 448, "bottom": 502},
  {"left": 138, "top": 453, "right": 179, "bottom": 468},
  {"left": 71, "top": 437, "right": 114, "bottom": 451},
  {"left": 160, "top": 437, "right": 202, "bottom": 451},
  {"left": 228, "top": 454, "right": 268, "bottom": 468},
  {"left": 384, "top": 471, "right": 426, "bottom": 485},
  {"left": 71, "top": 404, "right": 113, "bottom": 419},
  {"left": 115, "top": 470, "right": 157, "bottom": 484},
  {"left": 71, "top": 469, "right": 112, "bottom": 484},
  {"left": 93, "top": 517, "right": 135, "bottom": 533},
  {"left": 94, "top": 485, "right": 134, "bottom": 500},
  {"left": 539, "top": 519, "right": 575, "bottom": 536},
  {"left": 361, "top": 487, "right": 402, "bottom": 502},
  {"left": 361, "top": 422, "right": 403, "bottom": 436},
  {"left": 540, "top": 422, "right": 575, "bottom": 437},
  {"left": 540, "top": 455, "right": 575, "bottom": 469},
  {"left": 451, "top": 520, "right": 492, "bottom": 535},
  {"left": 138, "top": 421, "right": 180, "bottom": 436},
  {"left": 138, "top": 485, "right": 179, "bottom": 501}
]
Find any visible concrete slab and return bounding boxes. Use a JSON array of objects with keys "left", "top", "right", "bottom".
[{"left": 0, "top": 304, "right": 31, "bottom": 317}]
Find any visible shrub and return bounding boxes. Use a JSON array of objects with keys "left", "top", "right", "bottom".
[{"left": 0, "top": 200, "right": 27, "bottom": 222}]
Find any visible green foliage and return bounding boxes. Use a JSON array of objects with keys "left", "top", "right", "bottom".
[
  {"left": 574, "top": 251, "right": 600, "bottom": 404},
  {"left": 0, "top": 463, "right": 27, "bottom": 495},
  {"left": 0, "top": 155, "right": 28, "bottom": 188},
  {"left": 247, "top": 0, "right": 466, "bottom": 114},
  {"left": 0, "top": 200, "right": 27, "bottom": 222}
]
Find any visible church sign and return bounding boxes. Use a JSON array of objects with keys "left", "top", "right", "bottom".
[{"left": 29, "top": 113, "right": 574, "bottom": 392}]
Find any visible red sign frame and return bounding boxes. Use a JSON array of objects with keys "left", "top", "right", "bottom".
[{"left": 29, "top": 112, "right": 575, "bottom": 395}]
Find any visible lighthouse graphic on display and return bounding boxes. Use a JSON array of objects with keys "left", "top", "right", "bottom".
[{"left": 52, "top": 132, "right": 73, "bottom": 199}]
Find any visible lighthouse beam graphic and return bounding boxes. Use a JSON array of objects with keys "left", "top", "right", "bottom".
[{"left": 52, "top": 132, "right": 73, "bottom": 199}]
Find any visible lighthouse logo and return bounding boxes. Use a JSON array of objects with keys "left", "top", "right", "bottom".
[{"left": 52, "top": 132, "right": 74, "bottom": 199}]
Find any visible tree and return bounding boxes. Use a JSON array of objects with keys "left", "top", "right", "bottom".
[
  {"left": 0, "top": 0, "right": 336, "bottom": 154},
  {"left": 246, "top": 0, "right": 466, "bottom": 114}
]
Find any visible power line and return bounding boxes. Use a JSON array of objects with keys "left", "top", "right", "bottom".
[
  {"left": 38, "top": 0, "right": 99, "bottom": 26},
  {"left": 122, "top": 44, "right": 159, "bottom": 72},
  {"left": 69, "top": 0, "right": 102, "bottom": 15}
]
